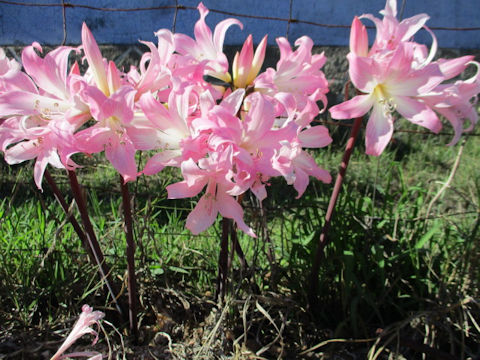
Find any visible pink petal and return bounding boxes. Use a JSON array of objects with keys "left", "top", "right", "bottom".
[
  {"left": 82, "top": 23, "right": 109, "bottom": 95},
  {"left": 194, "top": 3, "right": 214, "bottom": 56},
  {"left": 329, "top": 94, "right": 373, "bottom": 120},
  {"left": 139, "top": 92, "right": 171, "bottom": 129},
  {"left": 293, "top": 167, "right": 309, "bottom": 199},
  {"left": 395, "top": 96, "right": 442, "bottom": 133},
  {"left": 350, "top": 17, "right": 368, "bottom": 57},
  {"left": 104, "top": 136, "right": 138, "bottom": 182},
  {"left": 216, "top": 190, "right": 256, "bottom": 237},
  {"left": 251, "top": 180, "right": 267, "bottom": 202},
  {"left": 274, "top": 92, "right": 297, "bottom": 121},
  {"left": 33, "top": 152, "right": 52, "bottom": 190},
  {"left": 173, "top": 33, "right": 197, "bottom": 56},
  {"left": 221, "top": 88, "right": 245, "bottom": 115},
  {"left": 247, "top": 34, "right": 268, "bottom": 85},
  {"left": 50, "top": 305, "right": 104, "bottom": 360},
  {"left": 365, "top": 102, "right": 394, "bottom": 156},
  {"left": 398, "top": 14, "right": 429, "bottom": 42},
  {"left": 166, "top": 159, "right": 208, "bottom": 198},
  {"left": 436, "top": 107, "right": 464, "bottom": 146},
  {"left": 126, "top": 126, "right": 163, "bottom": 151},
  {"left": 347, "top": 53, "right": 376, "bottom": 92},
  {"left": 76, "top": 125, "right": 112, "bottom": 154},
  {"left": 213, "top": 18, "right": 243, "bottom": 54},
  {"left": 0, "top": 117, "right": 25, "bottom": 151},
  {"left": 21, "top": 43, "right": 73, "bottom": 98},
  {"left": 387, "top": 63, "right": 443, "bottom": 96},
  {"left": 380, "top": 0, "right": 397, "bottom": 17},
  {"left": 276, "top": 37, "right": 293, "bottom": 62},
  {"left": 107, "top": 61, "right": 122, "bottom": 95},
  {"left": 419, "top": 26, "right": 438, "bottom": 67},
  {"left": 244, "top": 93, "right": 275, "bottom": 138},
  {"left": 181, "top": 158, "right": 208, "bottom": 187},
  {"left": 294, "top": 150, "right": 331, "bottom": 186},
  {"left": 142, "top": 150, "right": 181, "bottom": 176},
  {"left": 4, "top": 140, "right": 39, "bottom": 164},
  {"left": 134, "top": 42, "right": 160, "bottom": 97},
  {"left": 186, "top": 192, "right": 218, "bottom": 235},
  {"left": 298, "top": 125, "right": 332, "bottom": 148},
  {"left": 438, "top": 56, "right": 475, "bottom": 80},
  {"left": 166, "top": 179, "right": 206, "bottom": 199},
  {"left": 0, "top": 91, "right": 69, "bottom": 117},
  {"left": 295, "top": 98, "right": 320, "bottom": 127}
]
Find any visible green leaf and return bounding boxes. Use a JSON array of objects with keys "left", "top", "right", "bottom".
[
  {"left": 168, "top": 266, "right": 190, "bottom": 274},
  {"left": 415, "top": 221, "right": 440, "bottom": 249},
  {"left": 149, "top": 265, "right": 164, "bottom": 276}
]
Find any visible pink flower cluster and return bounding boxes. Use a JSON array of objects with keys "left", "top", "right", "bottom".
[
  {"left": 0, "top": 3, "right": 332, "bottom": 237},
  {"left": 330, "top": 0, "right": 480, "bottom": 155}
]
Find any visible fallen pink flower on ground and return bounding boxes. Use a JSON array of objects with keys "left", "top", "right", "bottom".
[{"left": 50, "top": 305, "right": 104, "bottom": 360}]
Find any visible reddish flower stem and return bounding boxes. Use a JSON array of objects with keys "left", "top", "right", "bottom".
[
  {"left": 231, "top": 224, "right": 248, "bottom": 270},
  {"left": 216, "top": 194, "right": 251, "bottom": 302},
  {"left": 232, "top": 194, "right": 248, "bottom": 271},
  {"left": 44, "top": 169, "right": 93, "bottom": 260},
  {"left": 67, "top": 170, "right": 125, "bottom": 318},
  {"left": 309, "top": 86, "right": 364, "bottom": 309},
  {"left": 119, "top": 177, "right": 139, "bottom": 341},
  {"left": 216, "top": 217, "right": 230, "bottom": 302},
  {"left": 309, "top": 116, "right": 363, "bottom": 308}
]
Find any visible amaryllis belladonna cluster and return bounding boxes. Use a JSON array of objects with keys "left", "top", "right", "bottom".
[
  {"left": 0, "top": 3, "right": 332, "bottom": 237},
  {"left": 329, "top": 0, "right": 480, "bottom": 155}
]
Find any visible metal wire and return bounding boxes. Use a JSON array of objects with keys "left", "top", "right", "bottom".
[{"left": 0, "top": 0, "right": 478, "bottom": 32}]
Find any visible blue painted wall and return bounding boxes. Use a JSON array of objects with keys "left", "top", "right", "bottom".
[{"left": 0, "top": 0, "right": 479, "bottom": 48}]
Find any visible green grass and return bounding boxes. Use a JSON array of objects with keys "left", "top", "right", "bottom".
[{"left": 0, "top": 122, "right": 479, "bottom": 357}]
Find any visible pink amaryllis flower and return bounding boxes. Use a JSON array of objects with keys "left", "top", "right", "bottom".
[
  {"left": 137, "top": 84, "right": 206, "bottom": 175},
  {"left": 127, "top": 29, "right": 175, "bottom": 101},
  {"left": 75, "top": 82, "right": 139, "bottom": 182},
  {"left": 0, "top": 47, "right": 37, "bottom": 93},
  {"left": 254, "top": 36, "right": 329, "bottom": 113},
  {"left": 174, "top": 2, "right": 242, "bottom": 85},
  {"left": 0, "top": 43, "right": 90, "bottom": 189},
  {"left": 420, "top": 58, "right": 480, "bottom": 145},
  {"left": 330, "top": 1, "right": 479, "bottom": 155},
  {"left": 329, "top": 2, "right": 445, "bottom": 156},
  {"left": 50, "top": 304, "right": 104, "bottom": 360},
  {"left": 167, "top": 147, "right": 256, "bottom": 237},
  {"left": 360, "top": 0, "right": 436, "bottom": 64},
  {"left": 76, "top": 24, "right": 141, "bottom": 182}
]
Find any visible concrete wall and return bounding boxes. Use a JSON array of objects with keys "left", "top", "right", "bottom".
[{"left": 0, "top": 0, "right": 479, "bottom": 48}]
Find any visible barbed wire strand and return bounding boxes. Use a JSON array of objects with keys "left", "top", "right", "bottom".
[{"left": 0, "top": 1, "right": 478, "bottom": 32}]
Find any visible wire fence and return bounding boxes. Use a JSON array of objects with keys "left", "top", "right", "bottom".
[
  {"left": 2, "top": 1, "right": 480, "bottom": 31},
  {"left": 1, "top": 0, "right": 480, "bottom": 46}
]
